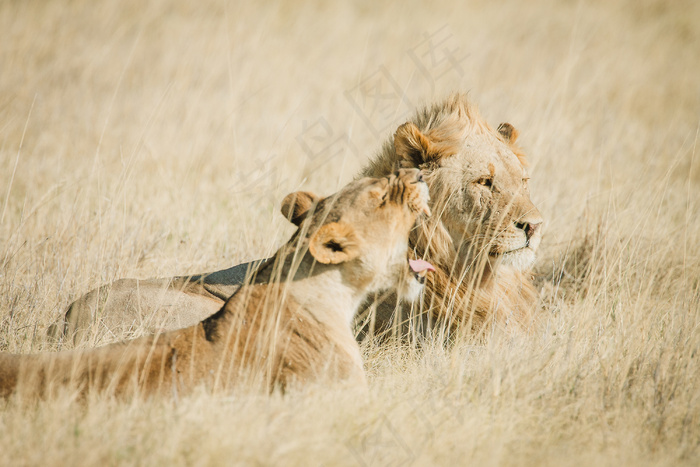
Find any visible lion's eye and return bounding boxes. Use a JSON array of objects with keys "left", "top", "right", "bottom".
[{"left": 477, "top": 178, "right": 493, "bottom": 189}]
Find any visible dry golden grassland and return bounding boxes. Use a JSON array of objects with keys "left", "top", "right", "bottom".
[{"left": 1, "top": 0, "right": 699, "bottom": 465}]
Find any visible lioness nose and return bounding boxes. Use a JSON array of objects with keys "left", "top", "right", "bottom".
[{"left": 514, "top": 221, "right": 541, "bottom": 239}]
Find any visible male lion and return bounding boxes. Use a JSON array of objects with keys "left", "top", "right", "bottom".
[
  {"left": 50, "top": 93, "right": 542, "bottom": 344},
  {"left": 361, "top": 94, "right": 542, "bottom": 338},
  {"left": 1, "top": 170, "right": 433, "bottom": 398}
]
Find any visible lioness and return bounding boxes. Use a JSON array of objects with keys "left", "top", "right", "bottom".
[
  {"left": 0, "top": 170, "right": 433, "bottom": 397},
  {"left": 51, "top": 93, "right": 542, "bottom": 344}
]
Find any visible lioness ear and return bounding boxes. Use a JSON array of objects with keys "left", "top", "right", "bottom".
[
  {"left": 308, "top": 222, "right": 360, "bottom": 264},
  {"left": 281, "top": 191, "right": 320, "bottom": 226},
  {"left": 394, "top": 122, "right": 435, "bottom": 167},
  {"left": 497, "top": 122, "right": 519, "bottom": 144}
]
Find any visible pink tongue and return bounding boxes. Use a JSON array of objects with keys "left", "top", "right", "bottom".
[{"left": 409, "top": 258, "right": 436, "bottom": 273}]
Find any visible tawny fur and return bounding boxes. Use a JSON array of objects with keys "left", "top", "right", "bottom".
[{"left": 1, "top": 170, "right": 430, "bottom": 398}]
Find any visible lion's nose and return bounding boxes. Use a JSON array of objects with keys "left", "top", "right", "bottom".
[{"left": 514, "top": 220, "right": 541, "bottom": 240}]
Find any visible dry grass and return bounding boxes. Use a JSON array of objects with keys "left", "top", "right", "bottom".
[{"left": 1, "top": 0, "right": 699, "bottom": 465}]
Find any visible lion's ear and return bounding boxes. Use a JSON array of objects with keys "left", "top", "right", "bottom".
[
  {"left": 281, "top": 191, "right": 320, "bottom": 226},
  {"left": 497, "top": 122, "right": 519, "bottom": 144},
  {"left": 394, "top": 122, "right": 436, "bottom": 167},
  {"left": 308, "top": 222, "right": 360, "bottom": 264}
]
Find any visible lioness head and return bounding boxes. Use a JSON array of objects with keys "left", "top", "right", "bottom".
[{"left": 280, "top": 168, "right": 433, "bottom": 302}]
